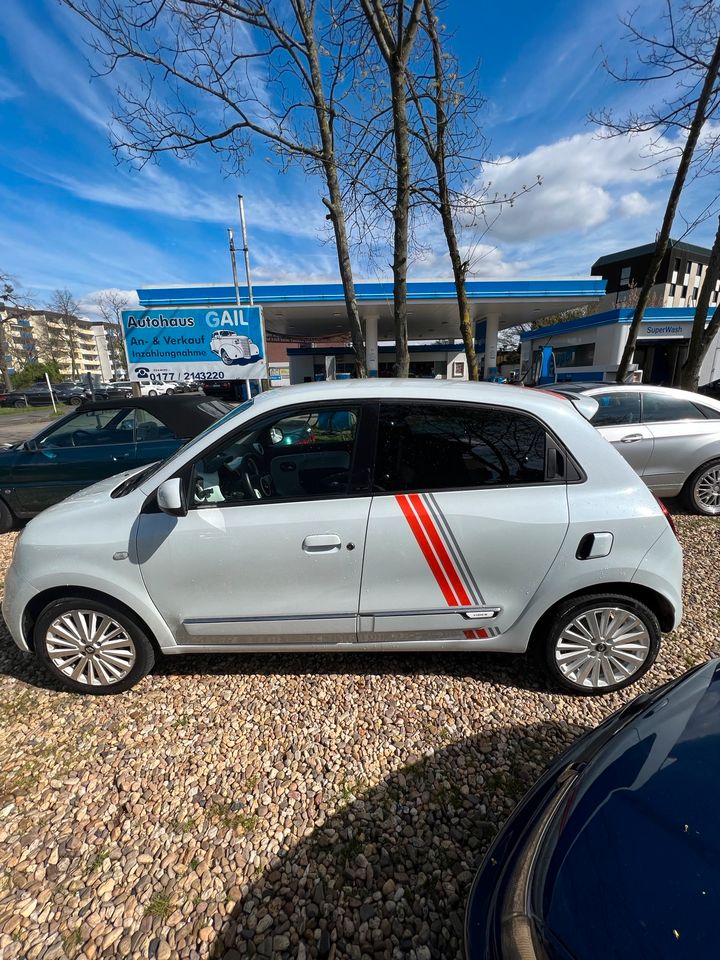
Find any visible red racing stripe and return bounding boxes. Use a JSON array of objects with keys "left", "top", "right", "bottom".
[
  {"left": 396, "top": 495, "right": 459, "bottom": 606},
  {"left": 464, "top": 628, "right": 489, "bottom": 640},
  {"left": 408, "top": 494, "right": 472, "bottom": 606}
]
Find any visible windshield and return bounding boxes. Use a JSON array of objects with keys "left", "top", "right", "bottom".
[{"left": 112, "top": 398, "right": 253, "bottom": 497}]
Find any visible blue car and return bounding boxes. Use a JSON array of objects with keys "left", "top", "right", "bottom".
[{"left": 466, "top": 659, "right": 720, "bottom": 960}]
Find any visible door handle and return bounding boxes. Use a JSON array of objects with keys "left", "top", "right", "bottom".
[
  {"left": 302, "top": 534, "right": 342, "bottom": 553},
  {"left": 620, "top": 433, "right": 644, "bottom": 443}
]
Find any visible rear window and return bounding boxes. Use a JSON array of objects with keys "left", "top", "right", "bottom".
[{"left": 374, "top": 402, "right": 547, "bottom": 492}]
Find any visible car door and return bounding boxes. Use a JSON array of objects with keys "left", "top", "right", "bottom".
[
  {"left": 358, "top": 401, "right": 569, "bottom": 642},
  {"left": 135, "top": 401, "right": 373, "bottom": 645},
  {"left": 640, "top": 390, "right": 720, "bottom": 494},
  {"left": 11, "top": 407, "right": 137, "bottom": 513},
  {"left": 589, "top": 390, "right": 654, "bottom": 476}
]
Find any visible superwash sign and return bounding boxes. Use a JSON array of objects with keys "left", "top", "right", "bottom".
[{"left": 120, "top": 305, "right": 267, "bottom": 383}]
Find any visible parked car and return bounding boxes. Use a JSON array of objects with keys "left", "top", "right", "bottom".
[
  {"left": 2, "top": 380, "right": 682, "bottom": 694},
  {"left": 3, "top": 382, "right": 87, "bottom": 407},
  {"left": 210, "top": 329, "right": 260, "bottom": 365},
  {"left": 466, "top": 658, "right": 720, "bottom": 960},
  {"left": 546, "top": 382, "right": 720, "bottom": 515},
  {"left": 92, "top": 381, "right": 134, "bottom": 400},
  {"left": 0, "top": 395, "right": 231, "bottom": 533}
]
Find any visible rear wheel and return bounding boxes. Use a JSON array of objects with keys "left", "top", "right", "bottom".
[
  {"left": 147, "top": 388, "right": 158, "bottom": 397},
  {"left": 543, "top": 593, "right": 660, "bottom": 695},
  {"left": 34, "top": 598, "right": 155, "bottom": 694},
  {"left": 13, "top": 399, "right": 25, "bottom": 408},
  {"left": 685, "top": 459, "right": 720, "bottom": 515},
  {"left": 67, "top": 396, "right": 82, "bottom": 407}
]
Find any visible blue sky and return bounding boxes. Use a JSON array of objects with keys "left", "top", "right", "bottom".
[{"left": 0, "top": 0, "right": 715, "bottom": 315}]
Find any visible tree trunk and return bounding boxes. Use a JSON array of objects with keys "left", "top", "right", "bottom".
[
  {"left": 442, "top": 212, "right": 479, "bottom": 380},
  {"left": 423, "top": 0, "right": 478, "bottom": 380},
  {"left": 391, "top": 66, "right": 411, "bottom": 377},
  {"left": 616, "top": 33, "right": 720, "bottom": 383},
  {"left": 299, "top": 1, "right": 366, "bottom": 377},
  {"left": 681, "top": 214, "right": 720, "bottom": 390}
]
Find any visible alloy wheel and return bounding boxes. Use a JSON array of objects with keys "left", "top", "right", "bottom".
[
  {"left": 44, "top": 609, "right": 137, "bottom": 687},
  {"left": 554, "top": 606, "right": 650, "bottom": 690},
  {"left": 693, "top": 465, "right": 720, "bottom": 515}
]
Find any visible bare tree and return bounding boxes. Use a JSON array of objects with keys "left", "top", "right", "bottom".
[
  {"left": 93, "top": 290, "right": 129, "bottom": 378},
  {"left": 593, "top": 1, "right": 720, "bottom": 383},
  {"left": 0, "top": 272, "right": 40, "bottom": 390},
  {"left": 46, "top": 289, "right": 82, "bottom": 378},
  {"left": 61, "top": 0, "right": 368, "bottom": 375},
  {"left": 681, "top": 215, "right": 720, "bottom": 389},
  {"left": 357, "top": 0, "right": 424, "bottom": 377}
]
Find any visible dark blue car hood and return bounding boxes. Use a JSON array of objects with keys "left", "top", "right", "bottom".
[{"left": 537, "top": 661, "right": 720, "bottom": 960}]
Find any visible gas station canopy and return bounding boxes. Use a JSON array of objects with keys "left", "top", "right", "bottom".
[{"left": 136, "top": 278, "right": 606, "bottom": 341}]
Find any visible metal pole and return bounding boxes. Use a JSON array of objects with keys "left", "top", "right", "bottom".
[
  {"left": 238, "top": 194, "right": 267, "bottom": 392},
  {"left": 45, "top": 372, "right": 57, "bottom": 413},
  {"left": 228, "top": 227, "right": 241, "bottom": 307},
  {"left": 238, "top": 195, "right": 254, "bottom": 305}
]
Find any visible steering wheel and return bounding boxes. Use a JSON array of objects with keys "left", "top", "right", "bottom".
[
  {"left": 239, "top": 455, "right": 274, "bottom": 500},
  {"left": 71, "top": 429, "right": 95, "bottom": 447},
  {"left": 241, "top": 454, "right": 266, "bottom": 499}
]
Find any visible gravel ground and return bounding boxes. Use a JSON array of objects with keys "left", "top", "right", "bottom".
[{"left": 0, "top": 511, "right": 718, "bottom": 960}]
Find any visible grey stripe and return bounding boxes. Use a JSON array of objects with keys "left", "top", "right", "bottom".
[
  {"left": 184, "top": 612, "right": 354, "bottom": 625},
  {"left": 424, "top": 493, "right": 484, "bottom": 605}
]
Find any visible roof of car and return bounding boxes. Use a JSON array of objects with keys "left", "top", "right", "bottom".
[{"left": 76, "top": 395, "right": 232, "bottom": 438}]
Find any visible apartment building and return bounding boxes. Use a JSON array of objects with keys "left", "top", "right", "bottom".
[{"left": 0, "top": 309, "right": 103, "bottom": 378}]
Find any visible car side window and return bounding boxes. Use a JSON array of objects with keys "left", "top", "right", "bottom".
[
  {"left": 191, "top": 406, "right": 360, "bottom": 505},
  {"left": 642, "top": 393, "right": 705, "bottom": 423},
  {"left": 39, "top": 409, "right": 134, "bottom": 449},
  {"left": 590, "top": 392, "right": 641, "bottom": 427},
  {"left": 374, "top": 402, "right": 547, "bottom": 493},
  {"left": 134, "top": 408, "right": 178, "bottom": 442}
]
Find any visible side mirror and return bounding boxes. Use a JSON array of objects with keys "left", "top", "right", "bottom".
[
  {"left": 23, "top": 438, "right": 39, "bottom": 453},
  {"left": 156, "top": 477, "right": 187, "bottom": 517}
]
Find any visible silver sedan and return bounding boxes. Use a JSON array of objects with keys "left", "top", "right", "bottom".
[{"left": 549, "top": 383, "right": 720, "bottom": 515}]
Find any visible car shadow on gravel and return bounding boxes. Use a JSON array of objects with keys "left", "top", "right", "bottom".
[
  {"left": 152, "top": 648, "right": 552, "bottom": 694},
  {"left": 207, "top": 719, "right": 588, "bottom": 960}
]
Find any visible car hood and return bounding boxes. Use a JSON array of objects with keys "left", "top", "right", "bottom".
[{"left": 537, "top": 660, "right": 720, "bottom": 960}]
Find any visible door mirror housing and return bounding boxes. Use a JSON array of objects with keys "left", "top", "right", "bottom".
[
  {"left": 22, "top": 438, "right": 39, "bottom": 453},
  {"left": 156, "top": 477, "right": 187, "bottom": 517}
]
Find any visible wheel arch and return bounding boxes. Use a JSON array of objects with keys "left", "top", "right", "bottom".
[
  {"left": 23, "top": 586, "right": 161, "bottom": 655},
  {"left": 528, "top": 581, "right": 676, "bottom": 655}
]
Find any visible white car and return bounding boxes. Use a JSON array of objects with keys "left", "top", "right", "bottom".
[
  {"left": 549, "top": 383, "right": 720, "bottom": 515},
  {"left": 210, "top": 330, "right": 260, "bottom": 365},
  {"left": 2, "top": 380, "right": 682, "bottom": 696}
]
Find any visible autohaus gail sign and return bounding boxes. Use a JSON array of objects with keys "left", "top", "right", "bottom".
[{"left": 120, "top": 305, "right": 267, "bottom": 383}]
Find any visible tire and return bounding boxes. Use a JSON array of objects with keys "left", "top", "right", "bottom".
[
  {"left": 67, "top": 396, "right": 82, "bottom": 407},
  {"left": 13, "top": 399, "right": 25, "bottom": 408},
  {"left": 147, "top": 389, "right": 158, "bottom": 397},
  {"left": 0, "top": 498, "right": 14, "bottom": 534},
  {"left": 34, "top": 597, "right": 155, "bottom": 694},
  {"left": 542, "top": 593, "right": 661, "bottom": 695},
  {"left": 684, "top": 459, "right": 720, "bottom": 516}
]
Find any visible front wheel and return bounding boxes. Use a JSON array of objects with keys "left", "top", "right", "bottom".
[
  {"left": 542, "top": 593, "right": 660, "bottom": 695},
  {"left": 13, "top": 399, "right": 25, "bottom": 408},
  {"left": 34, "top": 598, "right": 155, "bottom": 694},
  {"left": 685, "top": 459, "right": 720, "bottom": 515},
  {"left": 67, "top": 396, "right": 82, "bottom": 407}
]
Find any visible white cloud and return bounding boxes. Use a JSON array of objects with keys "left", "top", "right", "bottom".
[
  {"left": 476, "top": 130, "right": 674, "bottom": 242},
  {"left": 617, "top": 191, "right": 655, "bottom": 217}
]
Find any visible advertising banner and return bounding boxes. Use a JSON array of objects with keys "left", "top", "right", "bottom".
[{"left": 120, "top": 305, "right": 267, "bottom": 383}]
